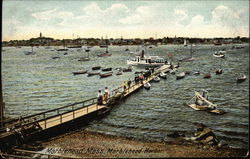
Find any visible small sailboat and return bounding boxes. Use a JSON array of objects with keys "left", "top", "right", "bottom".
[
  {"left": 236, "top": 74, "right": 247, "bottom": 83},
  {"left": 176, "top": 72, "right": 185, "bottom": 80},
  {"left": 186, "top": 90, "right": 225, "bottom": 115},
  {"left": 98, "top": 36, "right": 112, "bottom": 57},
  {"left": 215, "top": 58, "right": 223, "bottom": 75},
  {"left": 79, "top": 48, "right": 90, "bottom": 61},
  {"left": 144, "top": 82, "right": 151, "bottom": 90},
  {"left": 183, "top": 39, "right": 187, "bottom": 47},
  {"left": 125, "top": 45, "right": 129, "bottom": 51},
  {"left": 52, "top": 46, "right": 61, "bottom": 59},
  {"left": 159, "top": 72, "right": 167, "bottom": 79},
  {"left": 24, "top": 46, "right": 36, "bottom": 55},
  {"left": 179, "top": 44, "right": 194, "bottom": 62}
]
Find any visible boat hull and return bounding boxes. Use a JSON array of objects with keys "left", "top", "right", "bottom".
[
  {"left": 176, "top": 72, "right": 185, "bottom": 80},
  {"left": 237, "top": 78, "right": 246, "bottom": 83},
  {"left": 100, "top": 72, "right": 113, "bottom": 78},
  {"left": 188, "top": 104, "right": 210, "bottom": 111},
  {"left": 87, "top": 72, "right": 100, "bottom": 76},
  {"left": 72, "top": 70, "right": 87, "bottom": 75}
]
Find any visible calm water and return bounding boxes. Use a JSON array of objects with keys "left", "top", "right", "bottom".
[{"left": 2, "top": 44, "right": 249, "bottom": 149}]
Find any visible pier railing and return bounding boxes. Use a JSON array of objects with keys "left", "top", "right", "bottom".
[
  {"left": 0, "top": 97, "right": 99, "bottom": 133},
  {"left": 0, "top": 65, "right": 170, "bottom": 133}
]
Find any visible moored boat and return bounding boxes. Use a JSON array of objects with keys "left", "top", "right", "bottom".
[
  {"left": 99, "top": 45, "right": 108, "bottom": 48},
  {"left": 123, "top": 66, "right": 132, "bottom": 72},
  {"left": 24, "top": 46, "right": 36, "bottom": 55},
  {"left": 179, "top": 44, "right": 195, "bottom": 62},
  {"left": 87, "top": 71, "right": 100, "bottom": 76},
  {"left": 116, "top": 70, "right": 122, "bottom": 75},
  {"left": 100, "top": 71, "right": 113, "bottom": 78},
  {"left": 127, "top": 49, "right": 166, "bottom": 67},
  {"left": 72, "top": 70, "right": 88, "bottom": 75},
  {"left": 52, "top": 56, "right": 60, "bottom": 59},
  {"left": 184, "top": 71, "right": 191, "bottom": 75},
  {"left": 159, "top": 72, "right": 167, "bottom": 79},
  {"left": 98, "top": 53, "right": 112, "bottom": 57},
  {"left": 203, "top": 73, "right": 211, "bottom": 78},
  {"left": 144, "top": 82, "right": 151, "bottom": 90},
  {"left": 194, "top": 71, "right": 200, "bottom": 75},
  {"left": 78, "top": 57, "right": 90, "bottom": 61},
  {"left": 176, "top": 72, "right": 185, "bottom": 80},
  {"left": 213, "top": 51, "right": 225, "bottom": 58},
  {"left": 92, "top": 66, "right": 101, "bottom": 70},
  {"left": 153, "top": 76, "right": 161, "bottom": 82},
  {"left": 101, "top": 67, "right": 112, "bottom": 72},
  {"left": 186, "top": 90, "right": 225, "bottom": 115},
  {"left": 57, "top": 48, "right": 69, "bottom": 51},
  {"left": 215, "top": 69, "right": 223, "bottom": 74},
  {"left": 169, "top": 69, "right": 177, "bottom": 74},
  {"left": 67, "top": 45, "right": 82, "bottom": 48},
  {"left": 236, "top": 74, "right": 247, "bottom": 83}
]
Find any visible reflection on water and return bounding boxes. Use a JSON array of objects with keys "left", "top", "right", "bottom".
[{"left": 2, "top": 44, "right": 249, "bottom": 149}]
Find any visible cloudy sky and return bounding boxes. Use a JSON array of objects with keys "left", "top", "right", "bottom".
[{"left": 2, "top": 0, "right": 249, "bottom": 41}]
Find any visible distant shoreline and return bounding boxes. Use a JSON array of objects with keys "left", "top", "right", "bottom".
[{"left": 2, "top": 42, "right": 249, "bottom": 48}]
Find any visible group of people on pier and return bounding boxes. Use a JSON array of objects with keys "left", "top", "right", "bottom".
[
  {"left": 97, "top": 87, "right": 109, "bottom": 105},
  {"left": 97, "top": 66, "right": 158, "bottom": 105}
]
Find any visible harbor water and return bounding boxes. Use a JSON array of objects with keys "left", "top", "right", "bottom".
[{"left": 2, "top": 44, "right": 249, "bottom": 149}]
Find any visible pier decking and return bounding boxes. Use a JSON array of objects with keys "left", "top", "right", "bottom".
[{"left": 0, "top": 64, "right": 172, "bottom": 147}]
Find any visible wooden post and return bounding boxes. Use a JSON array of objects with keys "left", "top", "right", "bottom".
[
  {"left": 44, "top": 120, "right": 46, "bottom": 129},
  {"left": 72, "top": 105, "right": 75, "bottom": 119},
  {"left": 43, "top": 113, "right": 46, "bottom": 129},
  {"left": 0, "top": 46, "right": 4, "bottom": 127},
  {"left": 60, "top": 114, "right": 62, "bottom": 124}
]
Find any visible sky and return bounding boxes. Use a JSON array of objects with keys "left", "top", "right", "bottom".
[{"left": 2, "top": 0, "right": 249, "bottom": 41}]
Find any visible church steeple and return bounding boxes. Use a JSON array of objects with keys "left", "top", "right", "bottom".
[{"left": 40, "top": 32, "right": 42, "bottom": 38}]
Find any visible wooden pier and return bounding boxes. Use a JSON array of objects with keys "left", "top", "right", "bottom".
[{"left": 0, "top": 64, "right": 173, "bottom": 149}]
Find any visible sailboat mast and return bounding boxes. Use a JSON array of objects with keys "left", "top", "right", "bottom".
[{"left": 105, "top": 35, "right": 108, "bottom": 53}]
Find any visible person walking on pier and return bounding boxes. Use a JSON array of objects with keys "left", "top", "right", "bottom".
[
  {"left": 122, "top": 81, "right": 127, "bottom": 91},
  {"left": 104, "top": 87, "right": 109, "bottom": 103},
  {"left": 127, "top": 79, "right": 131, "bottom": 88},
  {"left": 97, "top": 90, "right": 103, "bottom": 105},
  {"left": 139, "top": 74, "right": 144, "bottom": 84}
]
